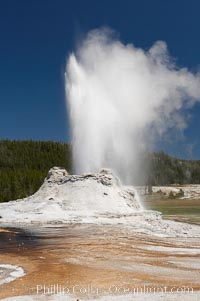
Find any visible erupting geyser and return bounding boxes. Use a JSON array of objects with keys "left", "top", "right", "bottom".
[
  {"left": 65, "top": 28, "right": 200, "bottom": 183},
  {"left": 0, "top": 28, "right": 200, "bottom": 238}
]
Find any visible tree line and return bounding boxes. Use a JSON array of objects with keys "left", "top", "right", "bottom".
[
  {"left": 148, "top": 151, "right": 200, "bottom": 186},
  {"left": 0, "top": 140, "right": 71, "bottom": 202},
  {"left": 0, "top": 140, "right": 200, "bottom": 202}
]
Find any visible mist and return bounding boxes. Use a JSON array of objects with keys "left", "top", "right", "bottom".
[{"left": 65, "top": 28, "right": 200, "bottom": 184}]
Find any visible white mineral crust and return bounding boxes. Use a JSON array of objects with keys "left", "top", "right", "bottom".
[{"left": 0, "top": 167, "right": 199, "bottom": 237}]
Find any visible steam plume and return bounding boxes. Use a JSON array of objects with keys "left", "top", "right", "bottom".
[{"left": 65, "top": 28, "right": 200, "bottom": 183}]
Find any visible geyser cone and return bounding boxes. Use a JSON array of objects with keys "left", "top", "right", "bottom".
[
  {"left": 0, "top": 167, "right": 199, "bottom": 238},
  {"left": 0, "top": 167, "right": 143, "bottom": 225}
]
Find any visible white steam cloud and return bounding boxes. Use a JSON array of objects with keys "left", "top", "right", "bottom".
[{"left": 65, "top": 28, "right": 200, "bottom": 183}]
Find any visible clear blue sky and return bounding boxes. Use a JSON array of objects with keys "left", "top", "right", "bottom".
[{"left": 0, "top": 0, "right": 200, "bottom": 158}]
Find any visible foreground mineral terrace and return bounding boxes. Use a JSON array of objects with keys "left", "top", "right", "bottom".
[{"left": 0, "top": 224, "right": 200, "bottom": 300}]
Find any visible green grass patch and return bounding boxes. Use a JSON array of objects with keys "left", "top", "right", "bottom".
[{"left": 143, "top": 193, "right": 200, "bottom": 225}]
